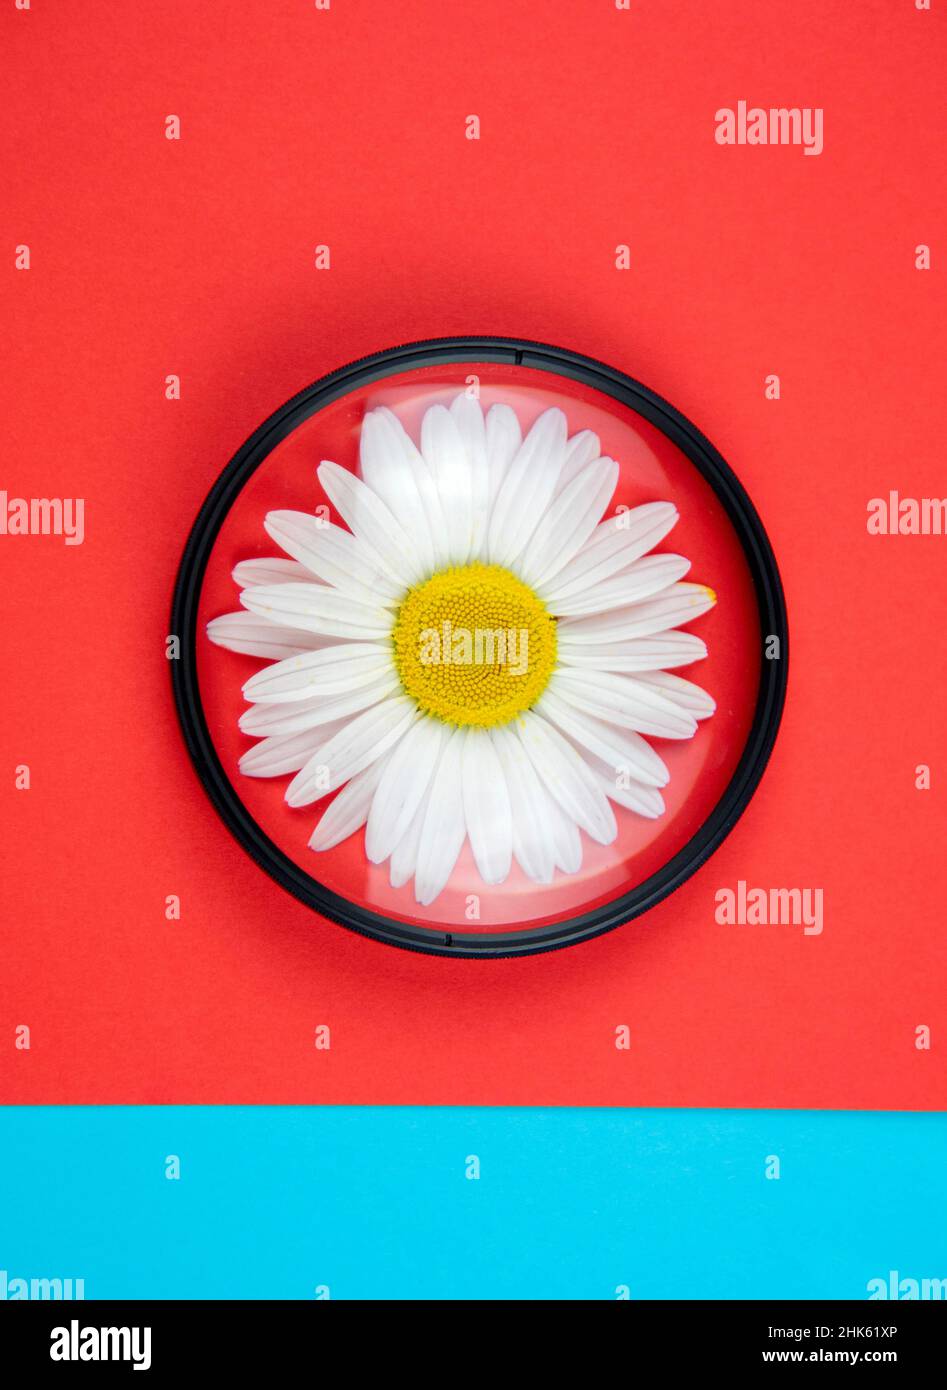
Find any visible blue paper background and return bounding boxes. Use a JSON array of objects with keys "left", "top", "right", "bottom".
[{"left": 2, "top": 1107, "right": 944, "bottom": 1300}]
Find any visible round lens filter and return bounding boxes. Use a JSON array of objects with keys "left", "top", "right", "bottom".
[{"left": 171, "top": 338, "right": 787, "bottom": 957}]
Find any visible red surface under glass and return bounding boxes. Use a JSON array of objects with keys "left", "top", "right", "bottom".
[{"left": 196, "top": 363, "right": 760, "bottom": 933}]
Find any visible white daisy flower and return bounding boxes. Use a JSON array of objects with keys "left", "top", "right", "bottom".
[{"left": 208, "top": 395, "right": 717, "bottom": 906}]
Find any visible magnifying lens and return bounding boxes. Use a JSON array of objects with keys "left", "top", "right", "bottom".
[{"left": 171, "top": 338, "right": 787, "bottom": 957}]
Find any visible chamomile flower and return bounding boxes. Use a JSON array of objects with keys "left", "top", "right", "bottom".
[{"left": 209, "top": 395, "right": 716, "bottom": 905}]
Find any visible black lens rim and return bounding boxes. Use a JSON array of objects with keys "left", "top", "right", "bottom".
[{"left": 170, "top": 337, "right": 788, "bottom": 958}]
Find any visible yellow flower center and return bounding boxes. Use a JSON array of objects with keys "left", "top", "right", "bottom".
[{"left": 391, "top": 562, "right": 557, "bottom": 728}]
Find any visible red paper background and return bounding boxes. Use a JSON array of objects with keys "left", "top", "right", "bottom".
[{"left": 1, "top": 0, "right": 945, "bottom": 1108}]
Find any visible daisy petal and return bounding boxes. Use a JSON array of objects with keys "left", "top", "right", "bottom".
[
  {"left": 414, "top": 728, "right": 467, "bottom": 906},
  {"left": 550, "top": 668, "right": 698, "bottom": 740},
  {"left": 286, "top": 697, "right": 418, "bottom": 808},
  {"left": 318, "top": 460, "right": 420, "bottom": 587},
  {"left": 555, "top": 429, "right": 601, "bottom": 495},
  {"left": 239, "top": 673, "right": 398, "bottom": 735},
  {"left": 517, "top": 457, "right": 619, "bottom": 588},
  {"left": 359, "top": 411, "right": 436, "bottom": 575},
  {"left": 450, "top": 394, "right": 491, "bottom": 558},
  {"left": 632, "top": 670, "right": 716, "bottom": 720},
  {"left": 232, "top": 557, "right": 312, "bottom": 588},
  {"left": 537, "top": 690, "right": 669, "bottom": 788},
  {"left": 485, "top": 403, "right": 522, "bottom": 507},
  {"left": 487, "top": 407, "right": 567, "bottom": 566},
  {"left": 241, "top": 582, "right": 392, "bottom": 640},
  {"left": 365, "top": 718, "right": 447, "bottom": 864},
  {"left": 546, "top": 791, "right": 583, "bottom": 874},
  {"left": 461, "top": 728, "right": 513, "bottom": 884},
  {"left": 556, "top": 583, "right": 717, "bottom": 644},
  {"left": 373, "top": 406, "right": 451, "bottom": 569},
  {"left": 238, "top": 722, "right": 347, "bottom": 778},
  {"left": 240, "top": 698, "right": 330, "bottom": 738},
  {"left": 389, "top": 799, "right": 426, "bottom": 889},
  {"left": 540, "top": 503, "right": 679, "bottom": 601},
  {"left": 547, "top": 554, "right": 691, "bottom": 617},
  {"left": 557, "top": 631, "right": 707, "bottom": 673},
  {"left": 264, "top": 511, "right": 402, "bottom": 605},
  {"left": 517, "top": 711, "right": 617, "bottom": 845},
  {"left": 490, "top": 725, "right": 556, "bottom": 883},
  {"left": 207, "top": 611, "right": 329, "bottom": 660},
  {"left": 242, "top": 643, "right": 392, "bottom": 704},
  {"left": 589, "top": 760, "right": 666, "bottom": 818},
  {"left": 308, "top": 754, "right": 392, "bottom": 851},
  {"left": 421, "top": 404, "right": 473, "bottom": 564}
]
